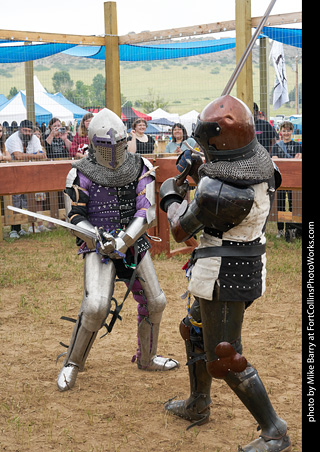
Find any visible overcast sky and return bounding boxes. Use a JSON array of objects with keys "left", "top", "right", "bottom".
[{"left": 1, "top": 0, "right": 302, "bottom": 36}]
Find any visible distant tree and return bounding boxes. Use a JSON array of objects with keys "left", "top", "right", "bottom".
[
  {"left": 135, "top": 88, "right": 168, "bottom": 113},
  {"left": 52, "top": 71, "right": 73, "bottom": 95},
  {"left": 8, "top": 86, "right": 18, "bottom": 99},
  {"left": 92, "top": 74, "right": 105, "bottom": 104}
]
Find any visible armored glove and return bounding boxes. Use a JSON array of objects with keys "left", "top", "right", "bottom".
[{"left": 159, "top": 177, "right": 189, "bottom": 213}]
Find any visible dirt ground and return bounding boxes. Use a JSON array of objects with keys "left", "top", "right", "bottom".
[{"left": 0, "top": 228, "right": 302, "bottom": 452}]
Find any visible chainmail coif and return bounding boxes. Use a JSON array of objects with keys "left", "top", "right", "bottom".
[
  {"left": 71, "top": 150, "right": 142, "bottom": 187},
  {"left": 198, "top": 141, "right": 275, "bottom": 185}
]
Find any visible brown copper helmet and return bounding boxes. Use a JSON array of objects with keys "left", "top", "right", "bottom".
[{"left": 193, "top": 95, "right": 257, "bottom": 163}]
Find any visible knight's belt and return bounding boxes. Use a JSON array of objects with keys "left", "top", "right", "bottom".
[{"left": 191, "top": 243, "right": 266, "bottom": 261}]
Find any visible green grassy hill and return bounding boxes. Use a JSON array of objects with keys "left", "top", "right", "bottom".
[{"left": 0, "top": 44, "right": 301, "bottom": 117}]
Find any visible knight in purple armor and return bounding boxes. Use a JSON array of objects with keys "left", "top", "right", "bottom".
[{"left": 57, "top": 108, "right": 179, "bottom": 392}]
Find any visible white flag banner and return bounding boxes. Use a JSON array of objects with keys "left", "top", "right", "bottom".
[{"left": 269, "top": 41, "right": 289, "bottom": 110}]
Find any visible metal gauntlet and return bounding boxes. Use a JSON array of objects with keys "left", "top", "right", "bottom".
[
  {"left": 114, "top": 216, "right": 149, "bottom": 255},
  {"left": 159, "top": 177, "right": 189, "bottom": 212}
]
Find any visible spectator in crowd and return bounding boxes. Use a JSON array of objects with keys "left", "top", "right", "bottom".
[
  {"left": 69, "top": 112, "right": 93, "bottom": 159},
  {"left": 0, "top": 123, "right": 12, "bottom": 162},
  {"left": 127, "top": 119, "right": 155, "bottom": 154},
  {"left": 271, "top": 120, "right": 302, "bottom": 239},
  {"left": 40, "top": 122, "right": 47, "bottom": 136},
  {"left": 253, "top": 102, "right": 277, "bottom": 154},
  {"left": 43, "top": 117, "right": 71, "bottom": 225},
  {"left": 165, "top": 123, "right": 197, "bottom": 154},
  {"left": 5, "top": 119, "right": 47, "bottom": 238},
  {"left": 44, "top": 117, "right": 72, "bottom": 159}
]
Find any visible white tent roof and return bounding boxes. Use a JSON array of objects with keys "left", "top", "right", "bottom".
[
  {"left": 21, "top": 76, "right": 73, "bottom": 124},
  {"left": 148, "top": 108, "right": 180, "bottom": 124},
  {"left": 0, "top": 91, "right": 52, "bottom": 125}
]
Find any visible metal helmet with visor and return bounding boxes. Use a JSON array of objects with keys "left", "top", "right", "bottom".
[{"left": 88, "top": 108, "right": 127, "bottom": 169}]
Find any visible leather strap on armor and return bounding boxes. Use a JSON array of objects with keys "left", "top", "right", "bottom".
[{"left": 190, "top": 243, "right": 266, "bottom": 264}]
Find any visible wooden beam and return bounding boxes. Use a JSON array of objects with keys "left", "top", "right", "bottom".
[
  {"left": 236, "top": 0, "right": 253, "bottom": 107},
  {"left": 259, "top": 37, "right": 269, "bottom": 119},
  {"left": 0, "top": 30, "right": 105, "bottom": 45},
  {"left": 119, "top": 12, "right": 301, "bottom": 44},
  {"left": 104, "top": 1, "right": 121, "bottom": 116},
  {"left": 24, "top": 43, "right": 36, "bottom": 124},
  {"left": 0, "top": 12, "right": 301, "bottom": 45}
]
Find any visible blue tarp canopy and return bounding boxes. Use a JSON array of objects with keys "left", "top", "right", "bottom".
[
  {"left": 261, "top": 26, "right": 302, "bottom": 48},
  {"left": 0, "top": 27, "right": 301, "bottom": 63},
  {"left": 63, "top": 37, "right": 236, "bottom": 61},
  {"left": 0, "top": 94, "right": 8, "bottom": 106}
]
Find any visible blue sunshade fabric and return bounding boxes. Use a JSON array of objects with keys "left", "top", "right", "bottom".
[{"left": 0, "top": 27, "right": 301, "bottom": 64}]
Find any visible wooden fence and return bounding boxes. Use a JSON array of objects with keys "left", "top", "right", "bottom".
[{"left": 0, "top": 157, "right": 302, "bottom": 255}]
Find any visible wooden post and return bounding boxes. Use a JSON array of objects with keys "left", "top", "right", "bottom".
[
  {"left": 104, "top": 1, "right": 121, "bottom": 117},
  {"left": 235, "top": 0, "right": 253, "bottom": 109},
  {"left": 24, "top": 43, "right": 36, "bottom": 125},
  {"left": 259, "top": 36, "right": 269, "bottom": 119}
]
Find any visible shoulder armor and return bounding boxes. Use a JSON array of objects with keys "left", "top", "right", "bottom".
[
  {"left": 195, "top": 177, "right": 254, "bottom": 231},
  {"left": 180, "top": 176, "right": 254, "bottom": 234},
  {"left": 141, "top": 156, "right": 156, "bottom": 177},
  {"left": 66, "top": 167, "right": 78, "bottom": 188}
]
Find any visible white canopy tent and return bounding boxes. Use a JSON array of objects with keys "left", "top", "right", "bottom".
[
  {"left": 148, "top": 108, "right": 180, "bottom": 124},
  {"left": 0, "top": 91, "right": 52, "bottom": 126},
  {"left": 179, "top": 110, "right": 199, "bottom": 136},
  {"left": 22, "top": 76, "right": 74, "bottom": 124}
]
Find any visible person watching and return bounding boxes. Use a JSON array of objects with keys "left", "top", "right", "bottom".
[
  {"left": 69, "top": 113, "right": 93, "bottom": 159},
  {"left": 0, "top": 123, "right": 12, "bottom": 162},
  {"left": 127, "top": 119, "right": 155, "bottom": 154},
  {"left": 44, "top": 117, "right": 72, "bottom": 159},
  {"left": 5, "top": 119, "right": 46, "bottom": 161},
  {"left": 5, "top": 119, "right": 47, "bottom": 238},
  {"left": 165, "top": 122, "right": 197, "bottom": 154}
]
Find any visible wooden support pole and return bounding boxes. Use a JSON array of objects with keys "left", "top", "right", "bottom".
[
  {"left": 104, "top": 1, "right": 121, "bottom": 117},
  {"left": 235, "top": 0, "right": 253, "bottom": 109},
  {"left": 259, "top": 37, "right": 269, "bottom": 119},
  {"left": 24, "top": 43, "right": 36, "bottom": 124}
]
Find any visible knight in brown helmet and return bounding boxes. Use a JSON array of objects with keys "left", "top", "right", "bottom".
[{"left": 160, "top": 95, "right": 291, "bottom": 452}]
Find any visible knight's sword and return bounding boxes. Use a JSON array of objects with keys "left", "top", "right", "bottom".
[{"left": 6, "top": 205, "right": 116, "bottom": 250}]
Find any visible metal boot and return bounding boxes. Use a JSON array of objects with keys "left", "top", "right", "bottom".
[
  {"left": 57, "top": 314, "right": 97, "bottom": 391},
  {"left": 137, "top": 318, "right": 179, "bottom": 370},
  {"left": 226, "top": 367, "right": 292, "bottom": 452}
]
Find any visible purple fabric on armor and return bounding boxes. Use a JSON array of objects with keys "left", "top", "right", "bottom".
[
  {"left": 78, "top": 171, "right": 92, "bottom": 194},
  {"left": 134, "top": 166, "right": 152, "bottom": 218},
  {"left": 127, "top": 277, "right": 152, "bottom": 363}
]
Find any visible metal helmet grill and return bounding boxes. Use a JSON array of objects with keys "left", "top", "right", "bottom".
[{"left": 88, "top": 108, "right": 127, "bottom": 169}]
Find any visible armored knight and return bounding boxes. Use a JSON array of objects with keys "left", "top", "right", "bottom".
[
  {"left": 160, "top": 95, "right": 291, "bottom": 452},
  {"left": 57, "top": 108, "right": 178, "bottom": 392}
]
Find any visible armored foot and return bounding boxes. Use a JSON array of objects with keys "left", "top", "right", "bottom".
[
  {"left": 138, "top": 355, "right": 179, "bottom": 371},
  {"left": 164, "top": 393, "right": 211, "bottom": 429},
  {"left": 239, "top": 434, "right": 292, "bottom": 452},
  {"left": 57, "top": 364, "right": 79, "bottom": 391}
]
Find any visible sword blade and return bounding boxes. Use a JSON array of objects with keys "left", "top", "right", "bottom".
[
  {"left": 7, "top": 205, "right": 97, "bottom": 240},
  {"left": 222, "top": 0, "right": 277, "bottom": 96}
]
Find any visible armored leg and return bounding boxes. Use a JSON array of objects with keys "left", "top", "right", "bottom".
[
  {"left": 199, "top": 298, "right": 291, "bottom": 451},
  {"left": 57, "top": 253, "right": 116, "bottom": 391},
  {"left": 226, "top": 368, "right": 291, "bottom": 451},
  {"left": 165, "top": 298, "right": 212, "bottom": 428},
  {"left": 133, "top": 251, "right": 179, "bottom": 371}
]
